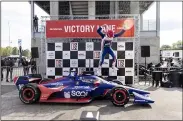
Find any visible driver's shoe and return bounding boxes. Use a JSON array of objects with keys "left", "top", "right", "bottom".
[{"left": 112, "top": 66, "right": 118, "bottom": 71}]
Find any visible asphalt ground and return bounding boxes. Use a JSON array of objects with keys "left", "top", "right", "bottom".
[{"left": 1, "top": 83, "right": 182, "bottom": 120}]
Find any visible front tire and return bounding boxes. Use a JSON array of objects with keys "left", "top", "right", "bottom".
[
  {"left": 19, "top": 84, "right": 40, "bottom": 104},
  {"left": 111, "top": 87, "right": 129, "bottom": 106}
]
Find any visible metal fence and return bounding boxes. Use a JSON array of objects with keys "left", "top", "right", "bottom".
[{"left": 1, "top": 66, "right": 40, "bottom": 82}]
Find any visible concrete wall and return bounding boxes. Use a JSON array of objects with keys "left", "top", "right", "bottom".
[
  {"left": 34, "top": 33, "right": 47, "bottom": 76},
  {"left": 50, "top": 1, "right": 59, "bottom": 20},
  {"left": 139, "top": 36, "right": 160, "bottom": 65},
  {"left": 88, "top": 1, "right": 95, "bottom": 19}
]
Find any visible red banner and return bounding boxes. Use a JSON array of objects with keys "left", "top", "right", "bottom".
[{"left": 46, "top": 19, "right": 135, "bottom": 38}]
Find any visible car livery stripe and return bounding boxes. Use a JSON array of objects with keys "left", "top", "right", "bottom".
[
  {"left": 14, "top": 77, "right": 19, "bottom": 85},
  {"left": 40, "top": 77, "right": 65, "bottom": 84},
  {"left": 39, "top": 98, "right": 92, "bottom": 103},
  {"left": 38, "top": 85, "right": 67, "bottom": 101},
  {"left": 29, "top": 78, "right": 41, "bottom": 82},
  {"left": 103, "top": 89, "right": 110, "bottom": 96}
]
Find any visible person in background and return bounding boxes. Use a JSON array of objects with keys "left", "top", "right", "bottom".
[
  {"left": 1, "top": 58, "right": 5, "bottom": 81},
  {"left": 5, "top": 58, "right": 14, "bottom": 82},
  {"left": 33, "top": 15, "right": 39, "bottom": 32},
  {"left": 22, "top": 58, "right": 29, "bottom": 76},
  {"left": 29, "top": 58, "right": 37, "bottom": 74}
]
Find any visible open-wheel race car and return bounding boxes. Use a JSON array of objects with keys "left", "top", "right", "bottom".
[{"left": 13, "top": 69, "right": 154, "bottom": 106}]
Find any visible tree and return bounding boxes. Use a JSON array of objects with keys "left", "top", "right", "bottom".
[
  {"left": 160, "top": 45, "right": 171, "bottom": 50},
  {"left": 11, "top": 47, "right": 19, "bottom": 55},
  {"left": 0, "top": 48, "right": 5, "bottom": 56},
  {"left": 172, "top": 40, "right": 183, "bottom": 50},
  {"left": 22, "top": 49, "right": 31, "bottom": 57},
  {"left": 3, "top": 46, "right": 12, "bottom": 56}
]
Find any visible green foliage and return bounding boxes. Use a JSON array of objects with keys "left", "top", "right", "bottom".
[
  {"left": 0, "top": 46, "right": 30, "bottom": 57},
  {"left": 161, "top": 40, "right": 183, "bottom": 50},
  {"left": 12, "top": 47, "right": 19, "bottom": 55},
  {"left": 171, "top": 40, "right": 183, "bottom": 50},
  {"left": 0, "top": 46, "right": 12, "bottom": 56},
  {"left": 160, "top": 45, "right": 171, "bottom": 50},
  {"left": 22, "top": 49, "right": 31, "bottom": 58}
]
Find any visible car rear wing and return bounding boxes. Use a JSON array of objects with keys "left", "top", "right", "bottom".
[
  {"left": 13, "top": 76, "right": 29, "bottom": 90},
  {"left": 13, "top": 74, "right": 42, "bottom": 90}
]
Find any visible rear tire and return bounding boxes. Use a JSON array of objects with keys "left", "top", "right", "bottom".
[
  {"left": 19, "top": 84, "right": 40, "bottom": 104},
  {"left": 111, "top": 87, "right": 129, "bottom": 106}
]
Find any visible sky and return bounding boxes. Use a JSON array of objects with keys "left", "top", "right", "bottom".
[
  {"left": 1, "top": 2, "right": 182, "bottom": 50},
  {"left": 143, "top": 2, "right": 182, "bottom": 46},
  {"left": 1, "top": 2, "right": 49, "bottom": 50}
]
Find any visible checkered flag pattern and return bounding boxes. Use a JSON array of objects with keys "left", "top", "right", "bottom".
[{"left": 46, "top": 42, "right": 134, "bottom": 84}]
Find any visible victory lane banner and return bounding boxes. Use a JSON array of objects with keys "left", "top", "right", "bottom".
[{"left": 46, "top": 19, "right": 135, "bottom": 38}]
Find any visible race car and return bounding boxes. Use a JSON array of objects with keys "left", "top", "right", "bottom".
[{"left": 13, "top": 70, "right": 154, "bottom": 106}]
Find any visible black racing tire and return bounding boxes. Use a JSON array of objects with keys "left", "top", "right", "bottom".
[
  {"left": 19, "top": 84, "right": 40, "bottom": 104},
  {"left": 112, "top": 80, "right": 123, "bottom": 85},
  {"left": 110, "top": 87, "right": 130, "bottom": 107}
]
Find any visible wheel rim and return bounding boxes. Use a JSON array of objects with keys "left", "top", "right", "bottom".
[
  {"left": 113, "top": 90, "right": 126, "bottom": 104},
  {"left": 22, "top": 88, "right": 35, "bottom": 101}
]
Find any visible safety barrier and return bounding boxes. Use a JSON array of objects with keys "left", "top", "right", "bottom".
[{"left": 1, "top": 66, "right": 39, "bottom": 82}]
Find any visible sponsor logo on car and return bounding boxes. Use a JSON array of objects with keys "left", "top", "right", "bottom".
[
  {"left": 64, "top": 92, "right": 71, "bottom": 98},
  {"left": 76, "top": 81, "right": 79, "bottom": 85},
  {"left": 18, "top": 84, "right": 24, "bottom": 89},
  {"left": 74, "top": 86, "right": 90, "bottom": 89},
  {"left": 71, "top": 90, "right": 88, "bottom": 97},
  {"left": 135, "top": 100, "right": 146, "bottom": 102},
  {"left": 50, "top": 82, "right": 63, "bottom": 86}
]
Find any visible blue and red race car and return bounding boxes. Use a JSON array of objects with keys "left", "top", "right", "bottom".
[{"left": 13, "top": 70, "right": 154, "bottom": 106}]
